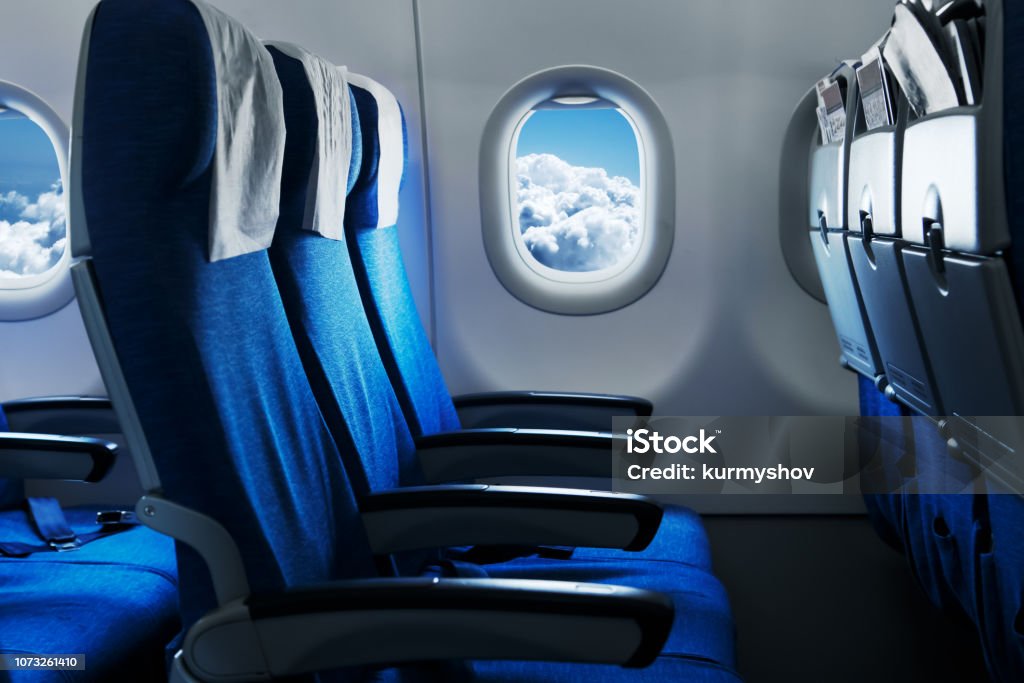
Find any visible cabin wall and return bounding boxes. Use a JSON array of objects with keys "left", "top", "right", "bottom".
[
  {"left": 416, "top": 0, "right": 894, "bottom": 418},
  {"left": 0, "top": 1, "right": 101, "bottom": 401}
]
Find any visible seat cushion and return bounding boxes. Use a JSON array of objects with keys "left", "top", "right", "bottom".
[
  {"left": 0, "top": 506, "right": 177, "bottom": 574},
  {"left": 0, "top": 506, "right": 179, "bottom": 682},
  {"left": 467, "top": 657, "right": 743, "bottom": 683},
  {"left": 480, "top": 556, "right": 736, "bottom": 669},
  {"left": 569, "top": 505, "right": 712, "bottom": 570},
  {"left": 398, "top": 657, "right": 743, "bottom": 683}
]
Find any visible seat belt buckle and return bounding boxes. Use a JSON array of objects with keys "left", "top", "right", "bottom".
[
  {"left": 48, "top": 536, "right": 81, "bottom": 552},
  {"left": 96, "top": 510, "right": 137, "bottom": 528}
]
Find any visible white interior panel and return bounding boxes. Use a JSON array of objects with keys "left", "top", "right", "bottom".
[{"left": 417, "top": 0, "right": 894, "bottom": 416}]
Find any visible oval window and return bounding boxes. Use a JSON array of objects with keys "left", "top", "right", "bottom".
[
  {"left": 481, "top": 66, "right": 674, "bottom": 315},
  {"left": 512, "top": 103, "right": 643, "bottom": 278},
  {"left": 0, "top": 81, "right": 72, "bottom": 321}
]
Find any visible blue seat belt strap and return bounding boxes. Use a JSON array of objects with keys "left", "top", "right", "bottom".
[
  {"left": 28, "top": 496, "right": 81, "bottom": 551},
  {"left": 0, "top": 497, "right": 139, "bottom": 557}
]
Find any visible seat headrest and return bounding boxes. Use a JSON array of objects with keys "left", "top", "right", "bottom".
[
  {"left": 347, "top": 73, "right": 405, "bottom": 230},
  {"left": 264, "top": 42, "right": 355, "bottom": 241},
  {"left": 186, "top": 0, "right": 286, "bottom": 261}
]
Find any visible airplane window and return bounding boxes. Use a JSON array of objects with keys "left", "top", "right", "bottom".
[
  {"left": 481, "top": 66, "right": 673, "bottom": 315},
  {"left": 0, "top": 81, "right": 73, "bottom": 321},
  {"left": 512, "top": 105, "right": 643, "bottom": 275},
  {"left": 0, "top": 108, "right": 65, "bottom": 281}
]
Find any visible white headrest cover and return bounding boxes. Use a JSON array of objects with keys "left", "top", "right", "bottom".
[
  {"left": 347, "top": 72, "right": 403, "bottom": 229},
  {"left": 189, "top": 0, "right": 286, "bottom": 261},
  {"left": 265, "top": 42, "right": 352, "bottom": 240}
]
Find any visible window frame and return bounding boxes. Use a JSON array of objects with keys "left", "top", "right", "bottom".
[
  {"left": 509, "top": 104, "right": 646, "bottom": 283},
  {"left": 481, "top": 65, "right": 674, "bottom": 315},
  {"left": 0, "top": 80, "right": 73, "bottom": 321}
]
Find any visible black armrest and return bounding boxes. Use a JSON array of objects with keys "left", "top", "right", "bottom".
[
  {"left": 179, "top": 577, "right": 673, "bottom": 678},
  {"left": 415, "top": 427, "right": 625, "bottom": 482},
  {"left": 360, "top": 484, "right": 660, "bottom": 554},
  {"left": 0, "top": 432, "right": 117, "bottom": 482},
  {"left": 453, "top": 391, "right": 652, "bottom": 431},
  {"left": 1, "top": 395, "right": 112, "bottom": 412},
  {"left": 1, "top": 395, "right": 118, "bottom": 435}
]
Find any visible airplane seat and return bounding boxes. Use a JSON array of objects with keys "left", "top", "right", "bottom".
[
  {"left": 895, "top": 3, "right": 1024, "bottom": 675},
  {"left": 77, "top": 0, "right": 379, "bottom": 634},
  {"left": 814, "top": 2, "right": 1024, "bottom": 678},
  {"left": 974, "top": 2, "right": 1024, "bottom": 678},
  {"left": 264, "top": 45, "right": 423, "bottom": 501},
  {"left": 807, "top": 62, "right": 885, "bottom": 388},
  {"left": 262, "top": 49, "right": 738, "bottom": 669},
  {"left": 0, "top": 398, "right": 180, "bottom": 680},
  {"left": 73, "top": 3, "right": 745, "bottom": 680},
  {"left": 837, "top": 30, "right": 985, "bottom": 627},
  {"left": 340, "top": 74, "right": 716, "bottom": 569},
  {"left": 341, "top": 87, "right": 459, "bottom": 439},
  {"left": 803, "top": 50, "right": 986, "bottom": 628}
]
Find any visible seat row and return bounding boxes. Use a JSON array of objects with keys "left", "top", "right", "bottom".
[
  {"left": 797, "top": 1, "right": 1024, "bottom": 680},
  {"left": 0, "top": 0, "right": 742, "bottom": 680}
]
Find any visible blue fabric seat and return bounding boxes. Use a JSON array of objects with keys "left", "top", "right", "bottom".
[
  {"left": 467, "top": 658, "right": 742, "bottom": 683},
  {"left": 79, "top": 2, "right": 740, "bottom": 680},
  {"left": 477, "top": 556, "right": 735, "bottom": 666},
  {"left": 0, "top": 505, "right": 179, "bottom": 682},
  {"left": 300, "top": 74, "right": 714, "bottom": 572},
  {"left": 264, "top": 51, "right": 737, "bottom": 670},
  {"left": 261, "top": 46, "right": 736, "bottom": 672},
  {"left": 262, "top": 44, "right": 722, "bottom": 584},
  {"left": 80, "top": 0, "right": 378, "bottom": 639},
  {"left": 0, "top": 405, "right": 180, "bottom": 681}
]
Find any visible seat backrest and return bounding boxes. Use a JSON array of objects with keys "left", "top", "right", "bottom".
[
  {"left": 265, "top": 47, "right": 420, "bottom": 496},
  {"left": 76, "top": 0, "right": 375, "bottom": 631},
  {"left": 847, "top": 3, "right": 1024, "bottom": 679},
  {"left": 343, "top": 77, "right": 461, "bottom": 438},
  {"left": 979, "top": 3, "right": 1024, "bottom": 678}
]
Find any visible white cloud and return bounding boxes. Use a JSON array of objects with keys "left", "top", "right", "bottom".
[
  {"left": 0, "top": 190, "right": 29, "bottom": 214},
  {"left": 0, "top": 184, "right": 66, "bottom": 278},
  {"left": 516, "top": 153, "right": 640, "bottom": 272}
]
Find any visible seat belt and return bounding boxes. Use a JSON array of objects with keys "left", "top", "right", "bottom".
[
  {"left": 28, "top": 496, "right": 81, "bottom": 551},
  {"left": 444, "top": 544, "right": 575, "bottom": 565},
  {"left": 0, "top": 497, "right": 139, "bottom": 558}
]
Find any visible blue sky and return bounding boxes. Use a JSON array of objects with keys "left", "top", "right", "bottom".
[
  {"left": 0, "top": 111, "right": 66, "bottom": 278},
  {"left": 516, "top": 108, "right": 640, "bottom": 184},
  {"left": 0, "top": 113, "right": 60, "bottom": 199}
]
